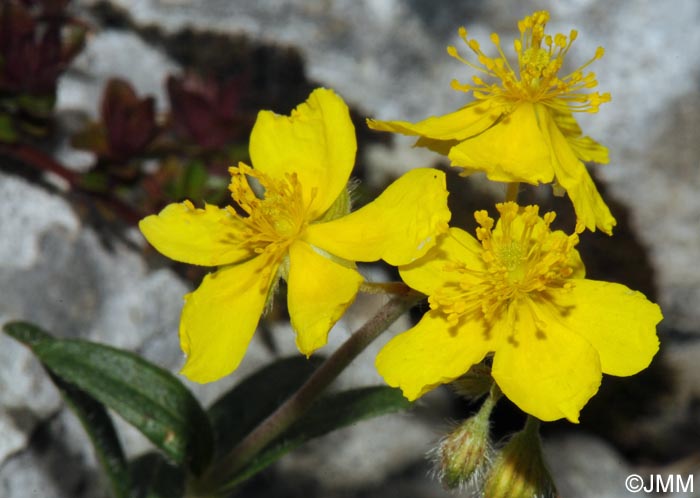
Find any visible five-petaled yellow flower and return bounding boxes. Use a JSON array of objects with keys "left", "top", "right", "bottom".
[
  {"left": 368, "top": 11, "right": 616, "bottom": 234},
  {"left": 140, "top": 88, "right": 450, "bottom": 383},
  {"left": 376, "top": 202, "right": 661, "bottom": 422}
]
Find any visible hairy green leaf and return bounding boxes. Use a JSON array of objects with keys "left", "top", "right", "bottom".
[
  {"left": 4, "top": 321, "right": 213, "bottom": 475},
  {"left": 129, "top": 452, "right": 184, "bottom": 498},
  {"left": 50, "top": 373, "right": 131, "bottom": 498}
]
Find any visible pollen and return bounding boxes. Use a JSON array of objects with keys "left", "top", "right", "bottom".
[
  {"left": 429, "top": 203, "right": 583, "bottom": 327},
  {"left": 226, "top": 164, "right": 309, "bottom": 255},
  {"left": 447, "top": 11, "right": 610, "bottom": 113}
]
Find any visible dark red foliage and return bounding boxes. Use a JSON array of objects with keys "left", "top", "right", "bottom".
[
  {"left": 166, "top": 72, "right": 252, "bottom": 150},
  {"left": 18, "top": 0, "right": 70, "bottom": 10},
  {"left": 0, "top": 1, "right": 85, "bottom": 96},
  {"left": 101, "top": 78, "right": 157, "bottom": 160}
]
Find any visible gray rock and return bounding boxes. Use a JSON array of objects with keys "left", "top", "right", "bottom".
[
  {"left": 0, "top": 410, "right": 110, "bottom": 498},
  {"left": 0, "top": 413, "right": 27, "bottom": 468},
  {"left": 0, "top": 173, "right": 78, "bottom": 270},
  {"left": 544, "top": 433, "right": 652, "bottom": 498}
]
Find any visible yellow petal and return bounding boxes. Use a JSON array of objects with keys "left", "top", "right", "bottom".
[
  {"left": 139, "top": 201, "right": 252, "bottom": 266},
  {"left": 304, "top": 168, "right": 450, "bottom": 266},
  {"left": 375, "top": 310, "right": 493, "bottom": 401},
  {"left": 540, "top": 106, "right": 617, "bottom": 234},
  {"left": 557, "top": 279, "right": 661, "bottom": 376},
  {"left": 448, "top": 103, "right": 556, "bottom": 184},
  {"left": 179, "top": 254, "right": 279, "bottom": 383},
  {"left": 399, "top": 227, "right": 483, "bottom": 296},
  {"left": 414, "top": 136, "right": 460, "bottom": 156},
  {"left": 287, "top": 241, "right": 363, "bottom": 356},
  {"left": 551, "top": 109, "right": 609, "bottom": 164},
  {"left": 491, "top": 302, "right": 602, "bottom": 423},
  {"left": 249, "top": 88, "right": 356, "bottom": 219},
  {"left": 367, "top": 101, "right": 504, "bottom": 141},
  {"left": 568, "top": 135, "right": 610, "bottom": 164}
]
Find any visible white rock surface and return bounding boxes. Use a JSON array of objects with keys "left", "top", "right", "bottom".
[
  {"left": 0, "top": 173, "right": 78, "bottom": 270},
  {"left": 0, "top": 414, "right": 27, "bottom": 467}
]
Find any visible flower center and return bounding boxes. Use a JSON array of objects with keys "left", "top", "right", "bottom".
[
  {"left": 226, "top": 164, "right": 309, "bottom": 255},
  {"left": 447, "top": 10, "right": 610, "bottom": 113},
  {"left": 429, "top": 203, "right": 582, "bottom": 327}
]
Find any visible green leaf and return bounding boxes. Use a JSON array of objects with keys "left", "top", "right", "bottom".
[
  {"left": 71, "top": 122, "right": 109, "bottom": 155},
  {"left": 129, "top": 452, "right": 184, "bottom": 498},
  {"left": 16, "top": 93, "right": 55, "bottom": 117},
  {"left": 78, "top": 171, "right": 110, "bottom": 193},
  {"left": 0, "top": 113, "right": 17, "bottom": 143},
  {"left": 4, "top": 320, "right": 52, "bottom": 347},
  {"left": 208, "top": 356, "right": 324, "bottom": 455},
  {"left": 50, "top": 373, "right": 131, "bottom": 498},
  {"left": 182, "top": 161, "right": 207, "bottom": 199},
  {"left": 224, "top": 386, "right": 412, "bottom": 489},
  {"left": 4, "top": 321, "right": 213, "bottom": 475}
]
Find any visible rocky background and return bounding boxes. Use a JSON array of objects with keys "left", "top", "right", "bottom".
[{"left": 1, "top": 1, "right": 699, "bottom": 497}]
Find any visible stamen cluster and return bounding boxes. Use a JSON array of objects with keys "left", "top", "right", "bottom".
[
  {"left": 429, "top": 203, "right": 582, "bottom": 328},
  {"left": 448, "top": 10, "right": 610, "bottom": 113},
  {"left": 227, "top": 164, "right": 309, "bottom": 256}
]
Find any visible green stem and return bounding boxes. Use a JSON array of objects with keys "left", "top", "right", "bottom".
[
  {"left": 523, "top": 414, "right": 541, "bottom": 438},
  {"left": 481, "top": 382, "right": 502, "bottom": 415},
  {"left": 199, "top": 291, "right": 423, "bottom": 492},
  {"left": 505, "top": 182, "right": 520, "bottom": 203}
]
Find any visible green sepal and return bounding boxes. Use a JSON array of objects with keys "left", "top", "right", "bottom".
[{"left": 318, "top": 184, "right": 351, "bottom": 222}]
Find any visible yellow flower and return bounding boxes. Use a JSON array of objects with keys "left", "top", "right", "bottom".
[
  {"left": 140, "top": 88, "right": 451, "bottom": 383},
  {"left": 376, "top": 202, "right": 661, "bottom": 422},
  {"left": 368, "top": 11, "right": 616, "bottom": 234}
]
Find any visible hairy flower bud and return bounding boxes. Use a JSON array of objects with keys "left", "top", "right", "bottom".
[
  {"left": 433, "top": 390, "right": 497, "bottom": 489},
  {"left": 483, "top": 417, "right": 557, "bottom": 498}
]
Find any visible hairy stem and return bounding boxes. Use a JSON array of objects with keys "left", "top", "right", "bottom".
[
  {"left": 199, "top": 291, "right": 423, "bottom": 492},
  {"left": 505, "top": 182, "right": 520, "bottom": 203},
  {"left": 359, "top": 281, "right": 413, "bottom": 295}
]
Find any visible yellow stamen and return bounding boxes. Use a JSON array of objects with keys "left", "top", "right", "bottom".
[
  {"left": 447, "top": 11, "right": 610, "bottom": 113},
  {"left": 431, "top": 203, "right": 582, "bottom": 335},
  {"left": 226, "top": 164, "right": 310, "bottom": 256}
]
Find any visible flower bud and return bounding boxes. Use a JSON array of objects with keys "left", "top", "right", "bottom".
[
  {"left": 433, "top": 392, "right": 496, "bottom": 489},
  {"left": 483, "top": 417, "right": 557, "bottom": 498}
]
